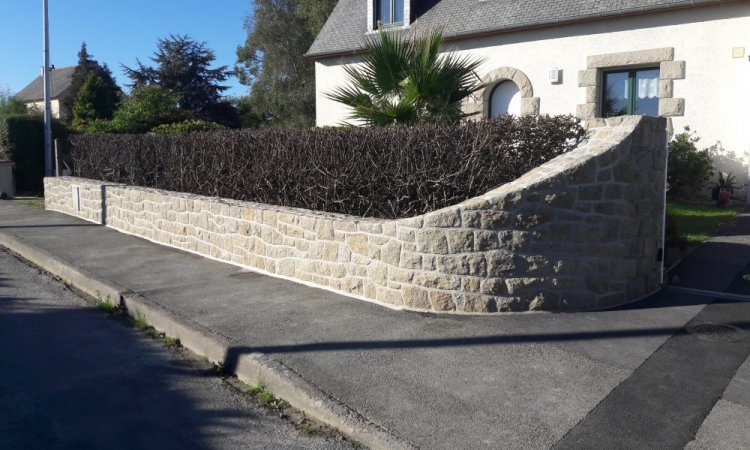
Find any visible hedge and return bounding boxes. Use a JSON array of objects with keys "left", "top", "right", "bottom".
[
  {"left": 0, "top": 115, "right": 69, "bottom": 194},
  {"left": 70, "top": 115, "right": 586, "bottom": 219}
]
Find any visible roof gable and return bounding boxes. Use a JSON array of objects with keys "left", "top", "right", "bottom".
[{"left": 15, "top": 66, "right": 76, "bottom": 102}]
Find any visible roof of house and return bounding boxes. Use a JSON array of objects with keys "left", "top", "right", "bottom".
[
  {"left": 307, "top": 0, "right": 736, "bottom": 58},
  {"left": 14, "top": 66, "right": 77, "bottom": 102}
]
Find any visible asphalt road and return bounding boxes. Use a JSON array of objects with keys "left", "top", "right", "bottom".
[{"left": 0, "top": 249, "right": 357, "bottom": 450}]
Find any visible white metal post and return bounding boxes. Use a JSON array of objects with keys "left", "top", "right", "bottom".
[
  {"left": 660, "top": 131, "right": 669, "bottom": 285},
  {"left": 43, "top": 0, "right": 53, "bottom": 177},
  {"left": 54, "top": 138, "right": 60, "bottom": 176}
]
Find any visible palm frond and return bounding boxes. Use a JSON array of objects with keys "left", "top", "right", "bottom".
[{"left": 327, "top": 27, "right": 485, "bottom": 126}]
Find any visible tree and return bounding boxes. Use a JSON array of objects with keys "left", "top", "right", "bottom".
[
  {"left": 328, "top": 29, "right": 484, "bottom": 126},
  {"left": 235, "top": 0, "right": 336, "bottom": 128},
  {"left": 71, "top": 72, "right": 122, "bottom": 130},
  {"left": 667, "top": 127, "right": 715, "bottom": 200},
  {"left": 0, "top": 87, "right": 28, "bottom": 116},
  {"left": 87, "top": 86, "right": 185, "bottom": 134},
  {"left": 123, "top": 34, "right": 235, "bottom": 126},
  {"left": 66, "top": 43, "right": 121, "bottom": 126}
]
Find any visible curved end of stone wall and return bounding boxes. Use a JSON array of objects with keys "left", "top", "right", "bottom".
[{"left": 45, "top": 115, "right": 668, "bottom": 313}]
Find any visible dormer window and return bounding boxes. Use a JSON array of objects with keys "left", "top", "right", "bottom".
[{"left": 376, "top": 0, "right": 404, "bottom": 27}]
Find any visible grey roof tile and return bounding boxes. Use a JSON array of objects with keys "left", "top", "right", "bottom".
[
  {"left": 15, "top": 66, "right": 76, "bottom": 102},
  {"left": 307, "top": 0, "right": 735, "bottom": 58}
]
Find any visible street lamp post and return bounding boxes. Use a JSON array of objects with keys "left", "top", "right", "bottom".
[{"left": 42, "top": 0, "right": 53, "bottom": 177}]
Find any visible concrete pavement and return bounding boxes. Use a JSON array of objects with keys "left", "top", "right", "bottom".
[{"left": 1, "top": 201, "right": 749, "bottom": 449}]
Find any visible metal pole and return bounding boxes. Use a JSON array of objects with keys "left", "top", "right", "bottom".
[
  {"left": 42, "top": 0, "right": 53, "bottom": 177},
  {"left": 54, "top": 138, "right": 59, "bottom": 176},
  {"left": 660, "top": 131, "right": 669, "bottom": 285}
]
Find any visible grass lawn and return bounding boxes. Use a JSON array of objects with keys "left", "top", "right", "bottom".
[
  {"left": 10, "top": 197, "right": 45, "bottom": 209},
  {"left": 667, "top": 201, "right": 741, "bottom": 244}
]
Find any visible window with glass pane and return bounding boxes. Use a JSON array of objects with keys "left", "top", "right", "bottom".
[
  {"left": 602, "top": 67, "right": 660, "bottom": 117},
  {"left": 376, "top": 0, "right": 404, "bottom": 26},
  {"left": 393, "top": 0, "right": 404, "bottom": 22}
]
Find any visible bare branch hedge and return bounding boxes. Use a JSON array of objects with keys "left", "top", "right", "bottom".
[{"left": 70, "top": 115, "right": 586, "bottom": 219}]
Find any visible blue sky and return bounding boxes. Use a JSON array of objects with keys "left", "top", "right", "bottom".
[{"left": 0, "top": 0, "right": 254, "bottom": 97}]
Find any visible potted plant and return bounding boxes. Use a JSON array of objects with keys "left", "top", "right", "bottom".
[{"left": 712, "top": 172, "right": 738, "bottom": 207}]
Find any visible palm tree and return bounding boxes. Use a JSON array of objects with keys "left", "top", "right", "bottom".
[{"left": 327, "top": 28, "right": 484, "bottom": 126}]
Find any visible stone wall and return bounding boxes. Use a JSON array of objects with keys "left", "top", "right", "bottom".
[{"left": 45, "top": 116, "right": 667, "bottom": 313}]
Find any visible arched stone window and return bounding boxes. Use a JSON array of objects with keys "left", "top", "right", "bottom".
[{"left": 470, "top": 67, "right": 540, "bottom": 117}]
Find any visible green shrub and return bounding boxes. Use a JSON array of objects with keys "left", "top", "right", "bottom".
[
  {"left": 0, "top": 88, "right": 28, "bottom": 117},
  {"left": 150, "top": 119, "right": 225, "bottom": 134},
  {"left": 667, "top": 128, "right": 714, "bottom": 200},
  {"left": 84, "top": 119, "right": 118, "bottom": 134},
  {"left": 0, "top": 115, "right": 69, "bottom": 194},
  {"left": 84, "top": 86, "right": 186, "bottom": 134}
]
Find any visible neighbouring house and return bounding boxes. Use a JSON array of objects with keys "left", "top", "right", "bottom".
[
  {"left": 14, "top": 66, "right": 76, "bottom": 121},
  {"left": 308, "top": 0, "right": 750, "bottom": 192}
]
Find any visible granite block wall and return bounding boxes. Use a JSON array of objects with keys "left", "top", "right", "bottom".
[{"left": 45, "top": 115, "right": 667, "bottom": 313}]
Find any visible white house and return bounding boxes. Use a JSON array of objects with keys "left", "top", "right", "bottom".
[
  {"left": 15, "top": 66, "right": 76, "bottom": 121},
  {"left": 308, "top": 0, "right": 750, "bottom": 192}
]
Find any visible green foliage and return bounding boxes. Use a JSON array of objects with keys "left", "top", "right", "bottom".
[
  {"left": 71, "top": 71, "right": 121, "bottom": 131},
  {"left": 87, "top": 86, "right": 186, "bottom": 134},
  {"left": 150, "top": 119, "right": 226, "bottom": 134},
  {"left": 10, "top": 197, "right": 45, "bottom": 208},
  {"left": 234, "top": 95, "right": 265, "bottom": 128},
  {"left": 84, "top": 119, "right": 118, "bottom": 134},
  {"left": 0, "top": 87, "right": 28, "bottom": 116},
  {"left": 0, "top": 115, "right": 68, "bottom": 193},
  {"left": 163, "top": 336, "right": 180, "bottom": 347},
  {"left": 245, "top": 383, "right": 288, "bottom": 409},
  {"left": 715, "top": 171, "right": 739, "bottom": 193},
  {"left": 296, "top": 0, "right": 338, "bottom": 36},
  {"left": 132, "top": 314, "right": 150, "bottom": 331},
  {"left": 123, "top": 34, "right": 236, "bottom": 126},
  {"left": 666, "top": 202, "right": 739, "bottom": 244},
  {"left": 667, "top": 128, "right": 714, "bottom": 200},
  {"left": 97, "top": 302, "right": 117, "bottom": 313},
  {"left": 66, "top": 43, "right": 122, "bottom": 127},
  {"left": 235, "top": 0, "right": 336, "bottom": 128},
  {"left": 328, "top": 29, "right": 484, "bottom": 126}
]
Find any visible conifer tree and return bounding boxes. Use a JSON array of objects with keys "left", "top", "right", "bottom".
[
  {"left": 122, "top": 35, "right": 237, "bottom": 126},
  {"left": 68, "top": 43, "right": 122, "bottom": 129}
]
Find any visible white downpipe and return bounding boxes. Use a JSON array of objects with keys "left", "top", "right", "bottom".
[{"left": 660, "top": 131, "right": 669, "bottom": 285}]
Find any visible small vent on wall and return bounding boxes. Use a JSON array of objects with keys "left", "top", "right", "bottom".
[{"left": 549, "top": 68, "right": 561, "bottom": 84}]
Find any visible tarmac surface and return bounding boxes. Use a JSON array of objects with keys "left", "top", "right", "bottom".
[
  {"left": 0, "top": 248, "right": 356, "bottom": 449},
  {"left": 1, "top": 201, "right": 749, "bottom": 449}
]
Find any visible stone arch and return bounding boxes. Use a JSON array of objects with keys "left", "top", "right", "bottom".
[{"left": 475, "top": 66, "right": 540, "bottom": 117}]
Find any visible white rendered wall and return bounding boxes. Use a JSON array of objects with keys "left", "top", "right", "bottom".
[
  {"left": 315, "top": 4, "right": 750, "bottom": 187},
  {"left": 25, "top": 99, "right": 62, "bottom": 119}
]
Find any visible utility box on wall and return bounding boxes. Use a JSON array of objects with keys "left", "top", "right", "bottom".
[{"left": 0, "top": 160, "right": 15, "bottom": 199}]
